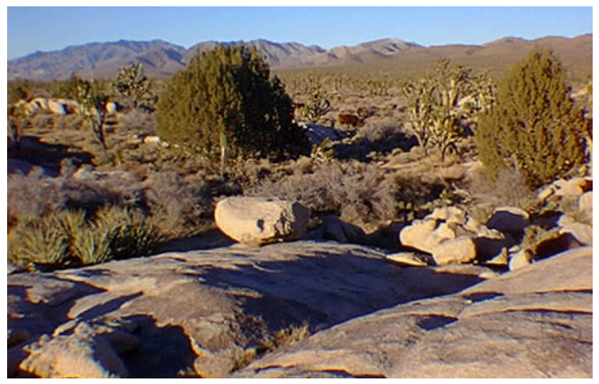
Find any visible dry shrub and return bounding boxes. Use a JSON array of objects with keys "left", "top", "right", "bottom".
[
  {"left": 7, "top": 167, "right": 67, "bottom": 219},
  {"left": 7, "top": 165, "right": 145, "bottom": 222},
  {"left": 353, "top": 119, "right": 416, "bottom": 153},
  {"left": 248, "top": 160, "right": 397, "bottom": 229},
  {"left": 143, "top": 170, "right": 213, "bottom": 236},
  {"left": 118, "top": 109, "right": 157, "bottom": 136},
  {"left": 464, "top": 163, "right": 535, "bottom": 210}
]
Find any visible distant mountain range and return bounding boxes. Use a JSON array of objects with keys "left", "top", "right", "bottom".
[{"left": 7, "top": 34, "right": 592, "bottom": 82}]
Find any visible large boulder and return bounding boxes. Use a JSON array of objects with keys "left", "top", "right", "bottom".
[
  {"left": 47, "top": 99, "right": 68, "bottom": 115},
  {"left": 233, "top": 247, "right": 592, "bottom": 378},
  {"left": 7, "top": 242, "right": 496, "bottom": 378},
  {"left": 215, "top": 197, "right": 310, "bottom": 245}
]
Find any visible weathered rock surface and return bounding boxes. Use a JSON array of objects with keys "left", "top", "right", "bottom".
[
  {"left": 214, "top": 197, "right": 310, "bottom": 245},
  {"left": 538, "top": 177, "right": 593, "bottom": 201},
  {"left": 233, "top": 246, "right": 592, "bottom": 378},
  {"left": 558, "top": 215, "right": 593, "bottom": 246},
  {"left": 8, "top": 241, "right": 497, "bottom": 378}
]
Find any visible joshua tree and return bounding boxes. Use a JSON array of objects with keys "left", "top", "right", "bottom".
[
  {"left": 401, "top": 58, "right": 492, "bottom": 160},
  {"left": 111, "top": 63, "right": 152, "bottom": 110},
  {"left": 301, "top": 87, "right": 331, "bottom": 124},
  {"left": 78, "top": 80, "right": 109, "bottom": 150}
]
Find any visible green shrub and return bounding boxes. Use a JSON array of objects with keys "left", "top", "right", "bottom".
[
  {"left": 8, "top": 207, "right": 163, "bottom": 270},
  {"left": 155, "top": 45, "right": 310, "bottom": 165},
  {"left": 8, "top": 79, "right": 31, "bottom": 104},
  {"left": 476, "top": 49, "right": 589, "bottom": 188}
]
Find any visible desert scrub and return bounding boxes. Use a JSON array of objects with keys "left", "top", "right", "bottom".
[
  {"left": 393, "top": 174, "right": 463, "bottom": 222},
  {"left": 247, "top": 160, "right": 397, "bottom": 230},
  {"left": 143, "top": 170, "right": 214, "bottom": 237},
  {"left": 520, "top": 225, "right": 562, "bottom": 256},
  {"left": 476, "top": 49, "right": 590, "bottom": 188},
  {"left": 8, "top": 207, "right": 162, "bottom": 271}
]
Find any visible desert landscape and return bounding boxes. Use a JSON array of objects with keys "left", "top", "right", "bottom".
[{"left": 6, "top": 23, "right": 593, "bottom": 378}]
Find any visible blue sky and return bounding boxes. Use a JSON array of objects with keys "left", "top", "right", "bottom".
[{"left": 6, "top": 6, "right": 593, "bottom": 61}]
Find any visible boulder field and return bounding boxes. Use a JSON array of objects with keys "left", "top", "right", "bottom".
[{"left": 7, "top": 241, "right": 591, "bottom": 378}]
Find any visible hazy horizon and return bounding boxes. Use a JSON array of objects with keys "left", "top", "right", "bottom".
[{"left": 6, "top": 6, "right": 593, "bottom": 61}]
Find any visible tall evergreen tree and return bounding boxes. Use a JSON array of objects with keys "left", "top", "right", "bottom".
[
  {"left": 155, "top": 45, "right": 310, "bottom": 164},
  {"left": 476, "top": 49, "right": 589, "bottom": 188}
]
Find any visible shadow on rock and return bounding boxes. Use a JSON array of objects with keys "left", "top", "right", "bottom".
[
  {"left": 118, "top": 315, "right": 196, "bottom": 378},
  {"left": 190, "top": 242, "right": 487, "bottom": 333}
]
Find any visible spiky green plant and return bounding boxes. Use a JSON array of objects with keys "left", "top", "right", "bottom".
[
  {"left": 476, "top": 49, "right": 589, "bottom": 188},
  {"left": 111, "top": 63, "right": 152, "bottom": 110},
  {"left": 8, "top": 207, "right": 163, "bottom": 270},
  {"left": 8, "top": 215, "right": 72, "bottom": 267},
  {"left": 401, "top": 58, "right": 492, "bottom": 160},
  {"left": 93, "top": 206, "right": 162, "bottom": 261}
]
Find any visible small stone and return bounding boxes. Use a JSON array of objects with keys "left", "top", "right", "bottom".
[
  {"left": 387, "top": 252, "right": 432, "bottom": 267},
  {"left": 509, "top": 249, "right": 534, "bottom": 270}
]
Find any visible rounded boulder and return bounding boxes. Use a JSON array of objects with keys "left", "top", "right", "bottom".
[{"left": 214, "top": 197, "right": 310, "bottom": 245}]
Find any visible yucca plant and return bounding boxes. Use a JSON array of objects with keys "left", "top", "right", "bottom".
[
  {"left": 8, "top": 207, "right": 163, "bottom": 270},
  {"left": 93, "top": 206, "right": 162, "bottom": 261},
  {"left": 8, "top": 215, "right": 72, "bottom": 267}
]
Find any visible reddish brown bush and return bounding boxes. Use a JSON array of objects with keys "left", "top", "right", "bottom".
[{"left": 338, "top": 113, "right": 364, "bottom": 128}]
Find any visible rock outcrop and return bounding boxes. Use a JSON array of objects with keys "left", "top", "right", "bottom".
[
  {"left": 214, "top": 197, "right": 310, "bottom": 245},
  {"left": 8, "top": 242, "right": 497, "bottom": 378},
  {"left": 399, "top": 207, "right": 511, "bottom": 265},
  {"left": 233, "top": 246, "right": 592, "bottom": 378}
]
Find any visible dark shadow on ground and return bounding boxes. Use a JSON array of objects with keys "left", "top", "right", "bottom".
[
  {"left": 8, "top": 135, "right": 93, "bottom": 176},
  {"left": 157, "top": 228, "right": 235, "bottom": 253}
]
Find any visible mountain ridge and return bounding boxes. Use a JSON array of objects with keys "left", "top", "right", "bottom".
[{"left": 7, "top": 34, "right": 592, "bottom": 81}]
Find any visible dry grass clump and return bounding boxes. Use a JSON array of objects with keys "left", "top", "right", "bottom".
[{"left": 8, "top": 206, "right": 162, "bottom": 271}]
